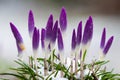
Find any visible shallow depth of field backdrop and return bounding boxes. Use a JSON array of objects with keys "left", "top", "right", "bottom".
[{"left": 0, "top": 0, "right": 120, "bottom": 74}]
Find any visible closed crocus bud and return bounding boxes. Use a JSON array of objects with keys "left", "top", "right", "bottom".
[
  {"left": 51, "top": 20, "right": 58, "bottom": 44},
  {"left": 103, "top": 36, "right": 114, "bottom": 55},
  {"left": 57, "top": 28, "right": 64, "bottom": 51},
  {"left": 32, "top": 27, "right": 40, "bottom": 51},
  {"left": 100, "top": 28, "right": 106, "bottom": 49},
  {"left": 71, "top": 29, "right": 77, "bottom": 50},
  {"left": 82, "top": 16, "right": 93, "bottom": 45},
  {"left": 10, "top": 22, "right": 23, "bottom": 44},
  {"left": 46, "top": 14, "right": 53, "bottom": 41},
  {"left": 41, "top": 28, "right": 46, "bottom": 49},
  {"left": 28, "top": 10, "right": 35, "bottom": 38},
  {"left": 59, "top": 7, "right": 67, "bottom": 32},
  {"left": 10, "top": 22, "right": 25, "bottom": 58},
  {"left": 77, "top": 21, "right": 82, "bottom": 46}
]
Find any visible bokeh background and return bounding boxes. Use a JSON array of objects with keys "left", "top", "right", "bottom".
[{"left": 0, "top": 0, "right": 120, "bottom": 77}]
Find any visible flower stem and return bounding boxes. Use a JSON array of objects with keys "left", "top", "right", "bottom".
[
  {"left": 75, "top": 53, "right": 78, "bottom": 75},
  {"left": 80, "top": 60, "right": 84, "bottom": 80},
  {"left": 44, "top": 58, "right": 48, "bottom": 76}
]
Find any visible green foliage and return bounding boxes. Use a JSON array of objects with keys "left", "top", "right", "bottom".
[{"left": 0, "top": 50, "right": 120, "bottom": 80}]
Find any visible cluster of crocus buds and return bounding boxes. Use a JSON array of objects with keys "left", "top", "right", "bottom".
[
  {"left": 100, "top": 28, "right": 114, "bottom": 60},
  {"left": 10, "top": 7, "right": 114, "bottom": 78}
]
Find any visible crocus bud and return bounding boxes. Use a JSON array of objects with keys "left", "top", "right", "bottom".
[
  {"left": 59, "top": 7, "right": 67, "bottom": 32},
  {"left": 82, "top": 16, "right": 93, "bottom": 45},
  {"left": 10, "top": 22, "right": 23, "bottom": 44},
  {"left": 10, "top": 22, "right": 25, "bottom": 58},
  {"left": 51, "top": 20, "right": 58, "bottom": 43},
  {"left": 57, "top": 28, "right": 64, "bottom": 51},
  {"left": 77, "top": 21, "right": 82, "bottom": 46},
  {"left": 28, "top": 10, "right": 35, "bottom": 38},
  {"left": 71, "top": 29, "right": 77, "bottom": 50},
  {"left": 100, "top": 28, "right": 106, "bottom": 49},
  {"left": 41, "top": 28, "right": 46, "bottom": 49},
  {"left": 103, "top": 36, "right": 114, "bottom": 55},
  {"left": 32, "top": 27, "right": 40, "bottom": 51},
  {"left": 46, "top": 14, "right": 53, "bottom": 41}
]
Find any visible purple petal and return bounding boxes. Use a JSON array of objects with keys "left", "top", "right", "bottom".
[
  {"left": 100, "top": 28, "right": 106, "bottom": 49},
  {"left": 41, "top": 28, "right": 46, "bottom": 49},
  {"left": 10, "top": 22, "right": 23, "bottom": 44},
  {"left": 59, "top": 7, "right": 67, "bottom": 32},
  {"left": 103, "top": 36, "right": 114, "bottom": 55},
  {"left": 46, "top": 14, "right": 53, "bottom": 40},
  {"left": 32, "top": 27, "right": 40, "bottom": 50},
  {"left": 77, "top": 21, "right": 82, "bottom": 46},
  {"left": 28, "top": 10, "right": 35, "bottom": 37},
  {"left": 57, "top": 28, "right": 64, "bottom": 51},
  {"left": 82, "top": 16, "right": 93, "bottom": 45},
  {"left": 51, "top": 20, "right": 58, "bottom": 43},
  {"left": 71, "top": 29, "right": 77, "bottom": 50}
]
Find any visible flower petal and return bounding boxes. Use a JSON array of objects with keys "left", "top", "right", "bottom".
[
  {"left": 71, "top": 29, "right": 77, "bottom": 50},
  {"left": 103, "top": 36, "right": 114, "bottom": 55},
  {"left": 59, "top": 7, "right": 67, "bottom": 32},
  {"left": 32, "top": 27, "right": 40, "bottom": 50},
  {"left": 41, "top": 28, "right": 46, "bottom": 49},
  {"left": 28, "top": 10, "right": 35, "bottom": 38},
  {"left": 51, "top": 20, "right": 58, "bottom": 43},
  {"left": 100, "top": 28, "right": 106, "bottom": 49},
  {"left": 82, "top": 16, "right": 93, "bottom": 45},
  {"left": 46, "top": 14, "right": 53, "bottom": 40},
  {"left": 57, "top": 28, "right": 64, "bottom": 51},
  {"left": 10, "top": 22, "right": 23, "bottom": 44},
  {"left": 77, "top": 21, "right": 82, "bottom": 46}
]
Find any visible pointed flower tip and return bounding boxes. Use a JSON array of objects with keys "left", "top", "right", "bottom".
[
  {"left": 77, "top": 21, "right": 82, "bottom": 45},
  {"left": 32, "top": 27, "right": 40, "bottom": 50},
  {"left": 103, "top": 36, "right": 114, "bottom": 55},
  {"left": 57, "top": 28, "right": 64, "bottom": 51},
  {"left": 28, "top": 10, "right": 34, "bottom": 37},
  {"left": 100, "top": 28, "right": 106, "bottom": 49},
  {"left": 82, "top": 16, "right": 93, "bottom": 45},
  {"left": 10, "top": 22, "right": 23, "bottom": 44},
  {"left": 59, "top": 7, "right": 67, "bottom": 32},
  {"left": 46, "top": 14, "right": 53, "bottom": 40},
  {"left": 88, "top": 16, "right": 93, "bottom": 22},
  {"left": 71, "top": 29, "right": 77, "bottom": 50},
  {"left": 41, "top": 28, "right": 46, "bottom": 49},
  {"left": 51, "top": 20, "right": 58, "bottom": 43}
]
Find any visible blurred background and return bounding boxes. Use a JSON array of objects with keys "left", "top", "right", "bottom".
[{"left": 0, "top": 0, "right": 120, "bottom": 78}]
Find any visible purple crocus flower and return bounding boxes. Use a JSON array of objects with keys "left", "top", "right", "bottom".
[
  {"left": 41, "top": 28, "right": 46, "bottom": 49},
  {"left": 10, "top": 22, "right": 23, "bottom": 44},
  {"left": 82, "top": 16, "right": 93, "bottom": 45},
  {"left": 32, "top": 27, "right": 40, "bottom": 50},
  {"left": 59, "top": 7, "right": 67, "bottom": 32},
  {"left": 10, "top": 22, "right": 25, "bottom": 57},
  {"left": 100, "top": 28, "right": 106, "bottom": 49},
  {"left": 28, "top": 10, "right": 35, "bottom": 38},
  {"left": 46, "top": 14, "right": 53, "bottom": 41},
  {"left": 103, "top": 36, "right": 114, "bottom": 55},
  {"left": 57, "top": 28, "right": 64, "bottom": 51},
  {"left": 71, "top": 29, "right": 77, "bottom": 50},
  {"left": 77, "top": 21, "right": 82, "bottom": 46},
  {"left": 51, "top": 20, "right": 58, "bottom": 43}
]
